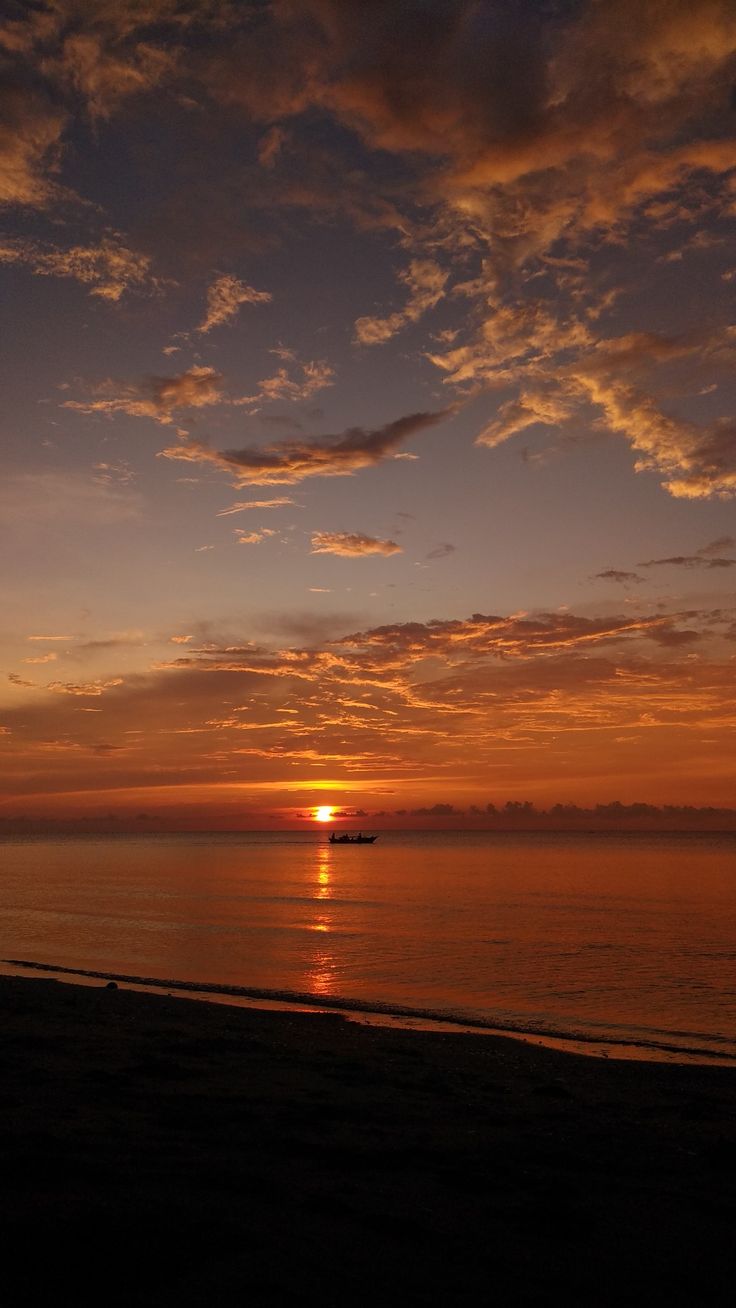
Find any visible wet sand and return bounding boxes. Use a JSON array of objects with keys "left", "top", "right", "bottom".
[{"left": 2, "top": 975, "right": 734, "bottom": 1305}]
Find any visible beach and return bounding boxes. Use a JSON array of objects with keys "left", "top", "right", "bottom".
[{"left": 2, "top": 975, "right": 734, "bottom": 1306}]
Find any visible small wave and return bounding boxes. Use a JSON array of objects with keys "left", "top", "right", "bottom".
[{"left": 5, "top": 957, "right": 735, "bottom": 1065}]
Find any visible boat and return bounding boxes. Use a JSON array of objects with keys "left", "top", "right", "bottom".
[{"left": 328, "top": 832, "right": 377, "bottom": 844}]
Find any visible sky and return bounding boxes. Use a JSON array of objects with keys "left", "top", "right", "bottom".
[{"left": 1, "top": 0, "right": 736, "bottom": 828}]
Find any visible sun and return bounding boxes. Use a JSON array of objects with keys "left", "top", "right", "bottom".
[{"left": 314, "top": 805, "right": 334, "bottom": 823}]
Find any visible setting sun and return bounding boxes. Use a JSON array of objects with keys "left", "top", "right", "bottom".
[{"left": 314, "top": 806, "right": 334, "bottom": 823}]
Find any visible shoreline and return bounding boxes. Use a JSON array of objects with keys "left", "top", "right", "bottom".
[
  {"left": 1, "top": 971, "right": 734, "bottom": 1305},
  {"left": 3, "top": 956, "right": 734, "bottom": 1067}
]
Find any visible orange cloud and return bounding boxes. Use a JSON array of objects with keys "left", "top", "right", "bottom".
[
  {"left": 354, "top": 259, "right": 448, "bottom": 346},
  {"left": 68, "top": 355, "right": 334, "bottom": 431},
  {"left": 0, "top": 232, "right": 158, "bottom": 300},
  {"left": 64, "top": 366, "right": 224, "bottom": 424},
  {"left": 234, "top": 528, "right": 276, "bottom": 545},
  {"left": 570, "top": 373, "right": 736, "bottom": 500},
  {"left": 310, "top": 532, "right": 402, "bottom": 557},
  {"left": 51, "top": 31, "right": 175, "bottom": 119},
  {"left": 196, "top": 274, "right": 272, "bottom": 334},
  {"left": 431, "top": 321, "right": 736, "bottom": 500},
  {"left": 0, "top": 70, "right": 66, "bottom": 206},
  {"left": 46, "top": 678, "right": 124, "bottom": 697},
  {"left": 3, "top": 604, "right": 735, "bottom": 814},
  {"left": 241, "top": 358, "right": 335, "bottom": 404}
]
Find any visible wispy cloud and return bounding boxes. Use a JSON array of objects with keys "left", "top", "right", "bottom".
[
  {"left": 239, "top": 357, "right": 334, "bottom": 405},
  {"left": 196, "top": 274, "right": 272, "bottom": 334},
  {"left": 434, "top": 323, "right": 736, "bottom": 501},
  {"left": 0, "top": 471, "right": 141, "bottom": 526},
  {"left": 46, "top": 678, "right": 124, "bottom": 697},
  {"left": 699, "top": 536, "right": 736, "bottom": 556},
  {"left": 354, "top": 260, "right": 448, "bottom": 346},
  {"left": 93, "top": 461, "right": 136, "bottom": 486},
  {"left": 216, "top": 497, "right": 295, "bottom": 516},
  {"left": 0, "top": 233, "right": 159, "bottom": 300}
]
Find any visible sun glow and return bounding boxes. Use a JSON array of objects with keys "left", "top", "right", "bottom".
[{"left": 314, "top": 805, "right": 334, "bottom": 823}]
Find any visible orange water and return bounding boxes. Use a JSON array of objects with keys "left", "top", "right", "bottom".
[{"left": 1, "top": 831, "right": 734, "bottom": 1059}]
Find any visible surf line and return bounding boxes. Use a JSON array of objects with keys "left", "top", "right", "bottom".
[{"left": 5, "top": 957, "right": 735, "bottom": 1065}]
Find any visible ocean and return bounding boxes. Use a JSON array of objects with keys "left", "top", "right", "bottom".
[{"left": 1, "top": 830, "right": 734, "bottom": 1062}]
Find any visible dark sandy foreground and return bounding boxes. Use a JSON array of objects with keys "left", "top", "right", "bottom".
[{"left": 2, "top": 977, "right": 734, "bottom": 1306}]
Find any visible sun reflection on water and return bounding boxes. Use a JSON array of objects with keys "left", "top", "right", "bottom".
[
  {"left": 308, "top": 949, "right": 336, "bottom": 994},
  {"left": 315, "top": 845, "right": 333, "bottom": 899},
  {"left": 307, "top": 846, "right": 336, "bottom": 990}
]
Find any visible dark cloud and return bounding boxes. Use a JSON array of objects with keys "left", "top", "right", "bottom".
[
  {"left": 159, "top": 408, "right": 452, "bottom": 486},
  {"left": 335, "top": 610, "right": 702, "bottom": 661},
  {"left": 408, "top": 803, "right": 458, "bottom": 816},
  {"left": 640, "top": 554, "right": 736, "bottom": 569},
  {"left": 698, "top": 536, "right": 736, "bottom": 556},
  {"left": 593, "top": 570, "right": 645, "bottom": 585}
]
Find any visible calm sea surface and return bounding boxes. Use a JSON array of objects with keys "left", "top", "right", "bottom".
[{"left": 1, "top": 831, "right": 735, "bottom": 1061}]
